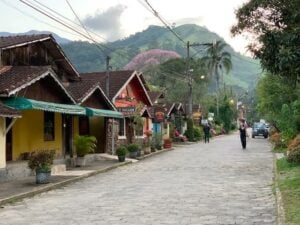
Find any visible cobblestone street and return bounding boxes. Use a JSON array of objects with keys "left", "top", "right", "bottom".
[{"left": 0, "top": 133, "right": 275, "bottom": 225}]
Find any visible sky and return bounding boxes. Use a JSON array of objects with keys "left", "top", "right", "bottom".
[{"left": 0, "top": 0, "right": 251, "bottom": 55}]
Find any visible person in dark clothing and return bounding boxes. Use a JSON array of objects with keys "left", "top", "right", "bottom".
[
  {"left": 203, "top": 123, "right": 210, "bottom": 143},
  {"left": 239, "top": 118, "right": 247, "bottom": 149}
]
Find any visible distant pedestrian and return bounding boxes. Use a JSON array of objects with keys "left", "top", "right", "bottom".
[
  {"left": 239, "top": 118, "right": 247, "bottom": 149},
  {"left": 203, "top": 123, "right": 210, "bottom": 143}
]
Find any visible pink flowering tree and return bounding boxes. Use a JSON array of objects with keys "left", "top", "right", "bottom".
[{"left": 124, "top": 49, "right": 181, "bottom": 71}]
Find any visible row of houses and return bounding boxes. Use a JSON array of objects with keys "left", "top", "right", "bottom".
[{"left": 0, "top": 34, "right": 201, "bottom": 180}]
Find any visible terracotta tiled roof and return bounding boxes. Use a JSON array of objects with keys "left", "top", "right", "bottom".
[
  {"left": 0, "top": 66, "right": 50, "bottom": 95},
  {"left": 0, "top": 34, "right": 51, "bottom": 49},
  {"left": 165, "top": 103, "right": 176, "bottom": 116},
  {"left": 0, "top": 34, "right": 80, "bottom": 80},
  {"left": 182, "top": 103, "right": 202, "bottom": 113},
  {"left": 81, "top": 71, "right": 134, "bottom": 100},
  {"left": 0, "top": 102, "right": 21, "bottom": 117},
  {"left": 67, "top": 78, "right": 116, "bottom": 109},
  {"left": 67, "top": 79, "right": 101, "bottom": 103},
  {"left": 148, "top": 91, "right": 163, "bottom": 103}
]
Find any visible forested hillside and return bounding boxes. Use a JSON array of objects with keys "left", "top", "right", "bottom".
[{"left": 61, "top": 24, "right": 261, "bottom": 90}]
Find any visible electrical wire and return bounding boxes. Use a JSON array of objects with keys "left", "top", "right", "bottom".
[
  {"left": 0, "top": 0, "right": 81, "bottom": 39},
  {"left": 32, "top": 0, "right": 108, "bottom": 43},
  {"left": 29, "top": 0, "right": 109, "bottom": 55},
  {"left": 141, "top": 0, "right": 186, "bottom": 45},
  {"left": 29, "top": 0, "right": 135, "bottom": 61},
  {"left": 17, "top": 0, "right": 259, "bottom": 79},
  {"left": 19, "top": 0, "right": 113, "bottom": 56},
  {"left": 138, "top": 0, "right": 207, "bottom": 58},
  {"left": 65, "top": 0, "right": 99, "bottom": 49}
]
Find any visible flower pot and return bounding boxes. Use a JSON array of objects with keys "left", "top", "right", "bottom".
[
  {"left": 144, "top": 147, "right": 151, "bottom": 155},
  {"left": 118, "top": 155, "right": 126, "bottom": 162},
  {"left": 129, "top": 151, "right": 138, "bottom": 159},
  {"left": 155, "top": 145, "right": 162, "bottom": 150},
  {"left": 76, "top": 157, "right": 86, "bottom": 167},
  {"left": 163, "top": 139, "right": 172, "bottom": 149},
  {"left": 163, "top": 143, "right": 172, "bottom": 148},
  {"left": 36, "top": 169, "right": 51, "bottom": 184}
]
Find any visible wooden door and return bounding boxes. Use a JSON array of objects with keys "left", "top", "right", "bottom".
[{"left": 6, "top": 118, "right": 13, "bottom": 161}]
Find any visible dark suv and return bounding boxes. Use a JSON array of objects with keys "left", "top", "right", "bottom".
[{"left": 252, "top": 122, "right": 268, "bottom": 138}]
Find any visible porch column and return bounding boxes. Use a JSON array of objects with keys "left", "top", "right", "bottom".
[{"left": 0, "top": 118, "right": 6, "bottom": 169}]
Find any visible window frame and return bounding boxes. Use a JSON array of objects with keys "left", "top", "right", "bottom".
[
  {"left": 118, "top": 118, "right": 126, "bottom": 139},
  {"left": 44, "top": 111, "right": 55, "bottom": 141}
]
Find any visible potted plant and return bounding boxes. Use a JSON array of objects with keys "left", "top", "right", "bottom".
[
  {"left": 127, "top": 143, "right": 139, "bottom": 159},
  {"left": 74, "top": 135, "right": 97, "bottom": 167},
  {"left": 163, "top": 138, "right": 172, "bottom": 149},
  {"left": 150, "top": 137, "right": 156, "bottom": 152},
  {"left": 142, "top": 137, "right": 151, "bottom": 155},
  {"left": 28, "top": 149, "right": 55, "bottom": 184},
  {"left": 153, "top": 132, "right": 162, "bottom": 150},
  {"left": 116, "top": 146, "right": 127, "bottom": 162}
]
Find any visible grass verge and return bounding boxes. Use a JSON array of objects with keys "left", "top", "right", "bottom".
[{"left": 276, "top": 158, "right": 300, "bottom": 224}]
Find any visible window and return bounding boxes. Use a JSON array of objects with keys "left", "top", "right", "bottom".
[
  {"left": 118, "top": 118, "right": 125, "bottom": 136},
  {"left": 135, "top": 125, "right": 144, "bottom": 137},
  {"left": 44, "top": 111, "right": 55, "bottom": 141}
]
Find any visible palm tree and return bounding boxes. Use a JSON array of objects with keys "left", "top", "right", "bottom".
[
  {"left": 202, "top": 40, "right": 232, "bottom": 90},
  {"left": 202, "top": 40, "right": 232, "bottom": 116}
]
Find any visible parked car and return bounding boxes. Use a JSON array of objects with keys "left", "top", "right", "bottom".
[
  {"left": 252, "top": 122, "right": 268, "bottom": 138},
  {"left": 265, "top": 123, "right": 270, "bottom": 132}
]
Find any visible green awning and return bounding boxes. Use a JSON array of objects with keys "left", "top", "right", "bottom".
[
  {"left": 3, "top": 97, "right": 86, "bottom": 115},
  {"left": 86, "top": 107, "right": 123, "bottom": 118}
]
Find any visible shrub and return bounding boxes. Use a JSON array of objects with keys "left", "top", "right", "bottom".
[
  {"left": 287, "top": 148, "right": 300, "bottom": 163},
  {"left": 127, "top": 143, "right": 139, "bottom": 153},
  {"left": 269, "top": 126, "right": 278, "bottom": 136},
  {"left": 28, "top": 149, "right": 55, "bottom": 172},
  {"left": 194, "top": 126, "right": 204, "bottom": 141},
  {"left": 270, "top": 132, "right": 285, "bottom": 148},
  {"left": 152, "top": 132, "right": 162, "bottom": 149},
  {"left": 185, "top": 118, "right": 194, "bottom": 141},
  {"left": 116, "top": 146, "right": 127, "bottom": 156},
  {"left": 230, "top": 123, "right": 237, "bottom": 131},
  {"left": 214, "top": 124, "right": 222, "bottom": 135},
  {"left": 288, "top": 134, "right": 300, "bottom": 151},
  {"left": 74, "top": 135, "right": 97, "bottom": 157},
  {"left": 169, "top": 123, "right": 175, "bottom": 139}
]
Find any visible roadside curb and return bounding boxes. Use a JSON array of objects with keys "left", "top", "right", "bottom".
[
  {"left": 0, "top": 161, "right": 131, "bottom": 206},
  {"left": 0, "top": 146, "right": 179, "bottom": 206},
  {"left": 273, "top": 153, "right": 285, "bottom": 225},
  {"left": 137, "top": 147, "right": 174, "bottom": 161}
]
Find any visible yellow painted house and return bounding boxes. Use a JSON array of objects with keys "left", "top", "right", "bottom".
[
  {"left": 0, "top": 67, "right": 85, "bottom": 164},
  {"left": 66, "top": 79, "right": 123, "bottom": 154},
  {"left": 0, "top": 34, "right": 122, "bottom": 174}
]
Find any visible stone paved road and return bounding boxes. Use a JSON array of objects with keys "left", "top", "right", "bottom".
[{"left": 0, "top": 133, "right": 276, "bottom": 225}]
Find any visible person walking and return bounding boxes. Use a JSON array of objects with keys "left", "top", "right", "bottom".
[
  {"left": 203, "top": 123, "right": 210, "bottom": 143},
  {"left": 239, "top": 118, "right": 247, "bottom": 149}
]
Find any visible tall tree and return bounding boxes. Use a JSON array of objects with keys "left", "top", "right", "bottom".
[
  {"left": 202, "top": 40, "right": 232, "bottom": 90},
  {"left": 231, "top": 0, "right": 300, "bottom": 84}
]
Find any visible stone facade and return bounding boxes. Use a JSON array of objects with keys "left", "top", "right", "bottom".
[{"left": 105, "top": 119, "right": 119, "bottom": 155}]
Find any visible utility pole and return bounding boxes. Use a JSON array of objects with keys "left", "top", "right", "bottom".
[
  {"left": 186, "top": 41, "right": 193, "bottom": 119},
  {"left": 105, "top": 56, "right": 111, "bottom": 97},
  {"left": 186, "top": 41, "right": 212, "bottom": 118}
]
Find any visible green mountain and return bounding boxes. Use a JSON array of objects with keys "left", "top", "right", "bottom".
[{"left": 61, "top": 24, "right": 261, "bottom": 89}]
